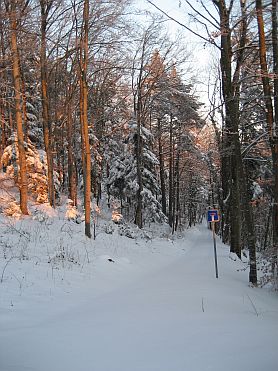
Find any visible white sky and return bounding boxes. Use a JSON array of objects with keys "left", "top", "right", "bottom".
[
  {"left": 133, "top": 0, "right": 219, "bottom": 108},
  {"left": 134, "top": 0, "right": 214, "bottom": 58}
]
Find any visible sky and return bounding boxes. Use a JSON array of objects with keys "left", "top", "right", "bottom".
[
  {"left": 134, "top": 0, "right": 215, "bottom": 57},
  {"left": 134, "top": 0, "right": 218, "bottom": 107}
]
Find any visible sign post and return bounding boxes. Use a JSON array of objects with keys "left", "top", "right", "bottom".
[{"left": 207, "top": 209, "right": 220, "bottom": 279}]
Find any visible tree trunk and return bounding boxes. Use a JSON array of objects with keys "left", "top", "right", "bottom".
[
  {"left": 271, "top": 0, "right": 278, "bottom": 273},
  {"left": 240, "top": 163, "right": 257, "bottom": 285},
  {"left": 21, "top": 74, "right": 28, "bottom": 141},
  {"left": 80, "top": 0, "right": 91, "bottom": 238},
  {"left": 9, "top": 1, "right": 28, "bottom": 214},
  {"left": 67, "top": 106, "right": 77, "bottom": 206},
  {"left": 157, "top": 118, "right": 167, "bottom": 215},
  {"left": 174, "top": 129, "right": 181, "bottom": 232},
  {"left": 216, "top": 0, "right": 242, "bottom": 257},
  {"left": 0, "top": 105, "right": 6, "bottom": 158},
  {"left": 168, "top": 113, "right": 174, "bottom": 227},
  {"left": 256, "top": 0, "right": 278, "bottom": 273},
  {"left": 40, "top": 0, "right": 55, "bottom": 207},
  {"left": 134, "top": 96, "right": 143, "bottom": 229}
]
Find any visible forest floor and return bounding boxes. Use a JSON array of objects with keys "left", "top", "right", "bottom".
[{"left": 0, "top": 206, "right": 278, "bottom": 371}]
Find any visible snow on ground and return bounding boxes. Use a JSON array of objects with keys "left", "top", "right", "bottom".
[{"left": 0, "top": 210, "right": 278, "bottom": 371}]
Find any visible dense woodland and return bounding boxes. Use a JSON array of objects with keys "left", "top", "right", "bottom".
[{"left": 0, "top": 0, "right": 277, "bottom": 287}]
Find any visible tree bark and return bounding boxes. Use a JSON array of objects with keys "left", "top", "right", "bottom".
[
  {"left": 80, "top": 0, "right": 91, "bottom": 238},
  {"left": 9, "top": 1, "right": 28, "bottom": 214},
  {"left": 236, "top": 0, "right": 257, "bottom": 284},
  {"left": 157, "top": 118, "right": 167, "bottom": 215},
  {"left": 39, "top": 0, "right": 55, "bottom": 207},
  {"left": 174, "top": 123, "right": 181, "bottom": 232},
  {"left": 0, "top": 105, "right": 6, "bottom": 158},
  {"left": 216, "top": 0, "right": 241, "bottom": 257},
  {"left": 67, "top": 105, "right": 77, "bottom": 206},
  {"left": 134, "top": 90, "right": 143, "bottom": 229},
  {"left": 271, "top": 0, "right": 278, "bottom": 271},
  {"left": 168, "top": 113, "right": 174, "bottom": 227},
  {"left": 256, "top": 0, "right": 278, "bottom": 272}
]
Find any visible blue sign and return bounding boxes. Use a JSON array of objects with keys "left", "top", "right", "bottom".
[{"left": 207, "top": 209, "right": 220, "bottom": 222}]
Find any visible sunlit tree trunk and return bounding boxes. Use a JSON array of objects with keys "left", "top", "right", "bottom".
[
  {"left": 21, "top": 76, "right": 28, "bottom": 141},
  {"left": 0, "top": 105, "right": 5, "bottom": 158},
  {"left": 80, "top": 0, "right": 91, "bottom": 238},
  {"left": 39, "top": 0, "right": 55, "bottom": 207},
  {"left": 67, "top": 102, "right": 77, "bottom": 206},
  {"left": 9, "top": 0, "right": 28, "bottom": 214}
]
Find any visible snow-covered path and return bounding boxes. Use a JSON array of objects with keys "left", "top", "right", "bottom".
[{"left": 1, "top": 225, "right": 278, "bottom": 371}]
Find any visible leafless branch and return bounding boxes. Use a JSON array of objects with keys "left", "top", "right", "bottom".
[{"left": 147, "top": 0, "right": 221, "bottom": 50}]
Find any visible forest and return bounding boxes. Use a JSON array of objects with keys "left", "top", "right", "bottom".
[{"left": 0, "top": 0, "right": 277, "bottom": 289}]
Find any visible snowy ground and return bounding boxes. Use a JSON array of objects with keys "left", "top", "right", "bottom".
[{"left": 0, "top": 213, "right": 278, "bottom": 371}]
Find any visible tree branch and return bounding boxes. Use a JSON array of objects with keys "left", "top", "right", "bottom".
[{"left": 147, "top": 0, "right": 221, "bottom": 50}]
